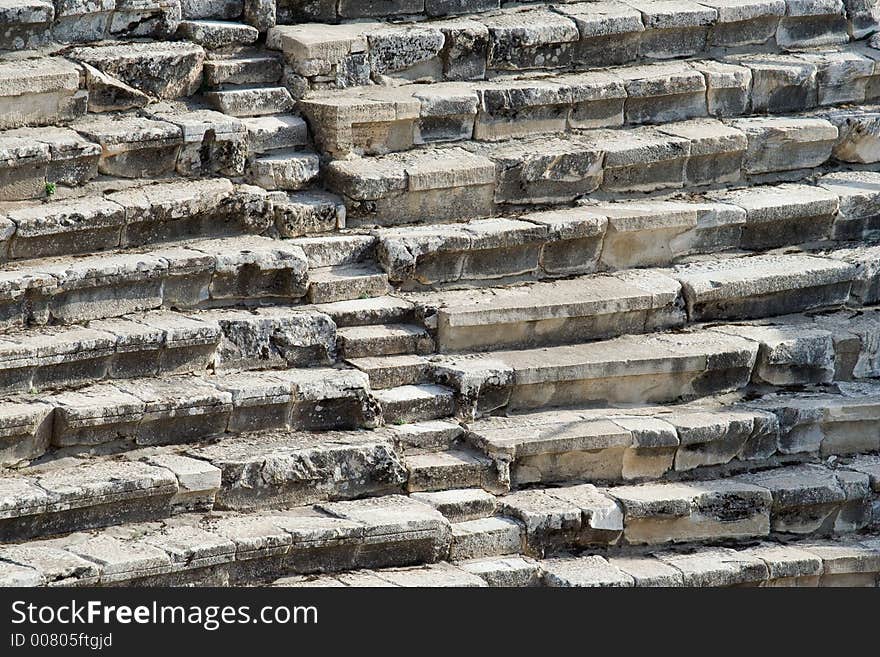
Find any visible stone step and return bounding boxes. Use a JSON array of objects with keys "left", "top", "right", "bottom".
[
  {"left": 406, "top": 447, "right": 502, "bottom": 494},
  {"left": 465, "top": 384, "right": 880, "bottom": 488},
  {"left": 66, "top": 41, "right": 203, "bottom": 101},
  {"left": 412, "top": 270, "right": 685, "bottom": 352},
  {"left": 499, "top": 463, "right": 874, "bottom": 553},
  {"left": 0, "top": 55, "right": 85, "bottom": 130},
  {"left": 411, "top": 253, "right": 856, "bottom": 352},
  {"left": 337, "top": 323, "right": 434, "bottom": 359},
  {"left": 0, "top": 301, "right": 384, "bottom": 402},
  {"left": 406, "top": 447, "right": 502, "bottom": 493},
  {"left": 327, "top": 114, "right": 848, "bottom": 227},
  {"left": 0, "top": 234, "right": 310, "bottom": 329},
  {"left": 0, "top": 125, "right": 101, "bottom": 201},
  {"left": 289, "top": 234, "right": 375, "bottom": 269},
  {"left": 299, "top": 46, "right": 880, "bottom": 158},
  {"left": 347, "top": 354, "right": 430, "bottom": 389},
  {"left": 410, "top": 487, "right": 497, "bottom": 522},
  {"left": 0, "top": 178, "right": 270, "bottom": 261},
  {"left": 448, "top": 516, "right": 523, "bottom": 561},
  {"left": 180, "top": 428, "right": 407, "bottom": 511},
  {"left": 0, "top": 365, "right": 381, "bottom": 467},
  {"left": 372, "top": 186, "right": 847, "bottom": 286},
  {"left": 387, "top": 419, "right": 465, "bottom": 453},
  {"left": 181, "top": 0, "right": 243, "bottom": 21},
  {"left": 374, "top": 383, "right": 456, "bottom": 424},
  {"left": 268, "top": 3, "right": 859, "bottom": 94},
  {"left": 0, "top": 494, "right": 452, "bottom": 586},
  {"left": 273, "top": 191, "right": 347, "bottom": 236},
  {"left": 540, "top": 536, "right": 880, "bottom": 587},
  {"left": 307, "top": 264, "right": 390, "bottom": 304},
  {"left": 246, "top": 148, "right": 321, "bottom": 191},
  {"left": 204, "top": 85, "right": 295, "bottom": 118},
  {"left": 308, "top": 295, "right": 416, "bottom": 328},
  {"left": 434, "top": 327, "right": 761, "bottom": 413},
  {"left": 0, "top": 2, "right": 54, "bottom": 51},
  {"left": 274, "top": 534, "right": 880, "bottom": 587},
  {"left": 177, "top": 20, "right": 259, "bottom": 50},
  {"left": 204, "top": 52, "right": 285, "bottom": 87},
  {"left": 0, "top": 453, "right": 220, "bottom": 542},
  {"left": 242, "top": 115, "right": 310, "bottom": 155}
]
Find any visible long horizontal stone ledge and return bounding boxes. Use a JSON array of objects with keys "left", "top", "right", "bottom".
[
  {"left": 498, "top": 462, "right": 873, "bottom": 551},
  {"left": 299, "top": 46, "right": 880, "bottom": 158},
  {"left": 326, "top": 114, "right": 856, "bottom": 226},
  {"left": 0, "top": 1, "right": 184, "bottom": 51},
  {"left": 432, "top": 312, "right": 880, "bottom": 415},
  {"left": 370, "top": 176, "right": 861, "bottom": 287},
  {"left": 0, "top": 302, "right": 322, "bottom": 385},
  {"left": 404, "top": 253, "right": 855, "bottom": 351},
  {"left": 268, "top": 1, "right": 861, "bottom": 92},
  {"left": 0, "top": 453, "right": 218, "bottom": 542},
  {"left": 276, "top": 534, "right": 880, "bottom": 587},
  {"left": 0, "top": 495, "right": 453, "bottom": 586},
  {"left": 0, "top": 424, "right": 412, "bottom": 540},
  {"left": 465, "top": 383, "right": 880, "bottom": 488},
  {"left": 0, "top": 178, "right": 279, "bottom": 260},
  {"left": 0, "top": 106, "right": 288, "bottom": 200},
  {"left": 435, "top": 327, "right": 761, "bottom": 412},
  {"left": 0, "top": 235, "right": 310, "bottom": 329},
  {"left": 0, "top": 365, "right": 382, "bottom": 467}
]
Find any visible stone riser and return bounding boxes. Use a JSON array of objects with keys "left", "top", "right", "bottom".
[
  {"left": 0, "top": 495, "right": 452, "bottom": 587},
  {"left": 464, "top": 390, "right": 880, "bottom": 491},
  {"left": 406, "top": 252, "right": 859, "bottom": 353},
  {"left": 374, "top": 169, "right": 880, "bottom": 293},
  {"left": 0, "top": 234, "right": 310, "bottom": 332},
  {"left": 496, "top": 462, "right": 877, "bottom": 555},
  {"left": 269, "top": 3, "right": 859, "bottom": 93},
  {"left": 0, "top": 364, "right": 384, "bottom": 466},
  {"left": 0, "top": 424, "right": 412, "bottom": 540},
  {"left": 278, "top": 534, "right": 880, "bottom": 587},
  {"left": 299, "top": 49, "right": 880, "bottom": 159},
  {"left": 328, "top": 113, "right": 857, "bottom": 227},
  {"left": 431, "top": 311, "right": 880, "bottom": 416}
]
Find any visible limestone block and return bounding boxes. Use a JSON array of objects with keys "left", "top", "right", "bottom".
[
  {"left": 674, "top": 253, "right": 855, "bottom": 321},
  {"left": 739, "top": 464, "right": 870, "bottom": 535},
  {"left": 542, "top": 555, "right": 634, "bottom": 587},
  {"left": 710, "top": 182, "right": 838, "bottom": 248},
  {"left": 731, "top": 115, "right": 837, "bottom": 174},
  {"left": 369, "top": 25, "right": 445, "bottom": 81},
  {"left": 658, "top": 118, "right": 746, "bottom": 185},
  {"left": 654, "top": 547, "right": 769, "bottom": 586},
  {"left": 701, "top": 0, "right": 785, "bottom": 46},
  {"left": 188, "top": 430, "right": 406, "bottom": 510},
  {"left": 691, "top": 59, "right": 752, "bottom": 116},
  {"left": 627, "top": 0, "right": 717, "bottom": 58},
  {"left": 818, "top": 170, "right": 880, "bottom": 240},
  {"left": 482, "top": 135, "right": 603, "bottom": 204},
  {"left": 71, "top": 114, "right": 183, "bottom": 178},
  {"left": 777, "top": 0, "right": 849, "bottom": 48},
  {"left": 0, "top": 57, "right": 84, "bottom": 130},
  {"left": 70, "top": 41, "right": 205, "bottom": 99},
  {"left": 0, "top": 402, "right": 52, "bottom": 467},
  {"left": 594, "top": 199, "right": 745, "bottom": 268},
  {"left": 484, "top": 8, "right": 580, "bottom": 72},
  {"left": 556, "top": 2, "right": 645, "bottom": 67},
  {"left": 608, "top": 478, "right": 772, "bottom": 544},
  {"left": 616, "top": 61, "right": 707, "bottom": 125}
]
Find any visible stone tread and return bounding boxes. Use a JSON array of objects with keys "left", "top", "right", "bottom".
[{"left": 297, "top": 45, "right": 880, "bottom": 157}]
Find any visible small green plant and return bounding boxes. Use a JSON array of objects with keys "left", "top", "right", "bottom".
[
  {"left": 44, "top": 182, "right": 56, "bottom": 197},
  {"left": 393, "top": 418, "right": 406, "bottom": 426}
]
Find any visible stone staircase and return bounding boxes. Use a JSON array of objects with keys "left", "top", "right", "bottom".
[{"left": 1, "top": 0, "right": 880, "bottom": 588}]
